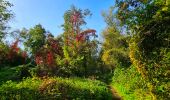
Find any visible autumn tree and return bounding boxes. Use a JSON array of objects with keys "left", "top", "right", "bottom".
[
  {"left": 60, "top": 6, "right": 98, "bottom": 77},
  {"left": 21, "top": 25, "right": 63, "bottom": 76}
]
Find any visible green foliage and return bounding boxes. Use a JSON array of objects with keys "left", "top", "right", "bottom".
[
  {"left": 0, "top": 64, "right": 33, "bottom": 85},
  {"left": 0, "top": 0, "right": 13, "bottom": 41},
  {"left": 112, "top": 65, "right": 152, "bottom": 100},
  {"left": 56, "top": 55, "right": 85, "bottom": 77},
  {"left": 113, "top": 0, "right": 170, "bottom": 99},
  {"left": 15, "top": 64, "right": 32, "bottom": 79},
  {"left": 0, "top": 67, "right": 19, "bottom": 85},
  {"left": 0, "top": 77, "right": 112, "bottom": 100},
  {"left": 0, "top": 42, "right": 9, "bottom": 67},
  {"left": 23, "top": 24, "right": 46, "bottom": 55},
  {"left": 101, "top": 24, "right": 130, "bottom": 68}
]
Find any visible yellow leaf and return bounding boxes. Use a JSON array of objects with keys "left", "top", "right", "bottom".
[{"left": 162, "top": 7, "right": 168, "bottom": 11}]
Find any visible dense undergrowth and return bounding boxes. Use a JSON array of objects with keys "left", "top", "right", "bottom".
[
  {"left": 112, "top": 65, "right": 152, "bottom": 100},
  {"left": 0, "top": 77, "right": 112, "bottom": 100},
  {"left": 0, "top": 65, "right": 32, "bottom": 85},
  {"left": 0, "top": 66, "right": 112, "bottom": 100},
  {"left": 0, "top": 67, "right": 19, "bottom": 84}
]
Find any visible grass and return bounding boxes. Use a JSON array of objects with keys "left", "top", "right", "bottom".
[
  {"left": 112, "top": 82, "right": 136, "bottom": 100},
  {"left": 111, "top": 65, "right": 153, "bottom": 100}
]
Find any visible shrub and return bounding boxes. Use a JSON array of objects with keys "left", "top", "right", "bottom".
[
  {"left": 112, "top": 65, "right": 152, "bottom": 100},
  {"left": 0, "top": 64, "right": 32, "bottom": 85},
  {"left": 0, "top": 42, "right": 28, "bottom": 68},
  {"left": 0, "top": 67, "right": 19, "bottom": 85},
  {"left": 16, "top": 64, "right": 32, "bottom": 79},
  {"left": 0, "top": 77, "right": 112, "bottom": 100}
]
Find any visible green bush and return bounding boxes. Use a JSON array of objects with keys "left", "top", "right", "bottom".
[
  {"left": 0, "top": 67, "right": 20, "bottom": 85},
  {"left": 112, "top": 65, "right": 152, "bottom": 100},
  {"left": 0, "top": 77, "right": 112, "bottom": 100},
  {"left": 0, "top": 64, "right": 33, "bottom": 85}
]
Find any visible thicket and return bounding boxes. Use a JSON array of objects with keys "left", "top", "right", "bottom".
[
  {"left": 112, "top": 65, "right": 152, "bottom": 100},
  {"left": 0, "top": 77, "right": 112, "bottom": 100},
  {"left": 108, "top": 0, "right": 170, "bottom": 99}
]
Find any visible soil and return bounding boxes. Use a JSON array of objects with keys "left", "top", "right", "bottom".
[{"left": 108, "top": 85, "right": 123, "bottom": 100}]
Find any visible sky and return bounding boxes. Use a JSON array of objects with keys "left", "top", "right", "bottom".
[{"left": 8, "top": 0, "right": 114, "bottom": 38}]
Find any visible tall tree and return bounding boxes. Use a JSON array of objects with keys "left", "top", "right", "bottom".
[
  {"left": 101, "top": 8, "right": 130, "bottom": 69},
  {"left": 23, "top": 24, "right": 46, "bottom": 55},
  {"left": 61, "top": 6, "right": 98, "bottom": 76},
  {"left": 0, "top": 0, "right": 13, "bottom": 41},
  {"left": 114, "top": 0, "right": 170, "bottom": 99}
]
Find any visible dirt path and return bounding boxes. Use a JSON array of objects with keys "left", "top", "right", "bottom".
[{"left": 108, "top": 85, "right": 123, "bottom": 100}]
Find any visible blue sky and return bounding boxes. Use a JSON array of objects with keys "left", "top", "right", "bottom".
[{"left": 8, "top": 0, "right": 114, "bottom": 38}]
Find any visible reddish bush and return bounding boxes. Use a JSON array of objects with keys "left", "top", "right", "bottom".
[
  {"left": 35, "top": 37, "right": 62, "bottom": 70},
  {"left": 0, "top": 40, "right": 28, "bottom": 67}
]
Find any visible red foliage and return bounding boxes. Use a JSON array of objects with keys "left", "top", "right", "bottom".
[
  {"left": 76, "top": 29, "right": 96, "bottom": 42},
  {"left": 11, "top": 40, "right": 20, "bottom": 53},
  {"left": 66, "top": 10, "right": 97, "bottom": 48},
  {"left": 35, "top": 54, "right": 43, "bottom": 65},
  {"left": 7, "top": 40, "right": 19, "bottom": 60},
  {"left": 35, "top": 37, "right": 62, "bottom": 67},
  {"left": 35, "top": 51, "right": 55, "bottom": 67},
  {"left": 70, "top": 11, "right": 80, "bottom": 24},
  {"left": 5, "top": 40, "right": 28, "bottom": 65},
  {"left": 47, "top": 37, "right": 62, "bottom": 55},
  {"left": 22, "top": 51, "right": 27, "bottom": 58},
  {"left": 46, "top": 51, "right": 54, "bottom": 66},
  {"left": 80, "top": 29, "right": 96, "bottom": 35}
]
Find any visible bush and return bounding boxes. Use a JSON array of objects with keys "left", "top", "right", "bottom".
[
  {"left": 0, "top": 67, "right": 19, "bottom": 85},
  {"left": 0, "top": 42, "right": 28, "bottom": 68},
  {"left": 102, "top": 48, "right": 131, "bottom": 68},
  {"left": 16, "top": 64, "right": 32, "bottom": 79},
  {"left": 0, "top": 64, "right": 33, "bottom": 85},
  {"left": 0, "top": 77, "right": 112, "bottom": 100},
  {"left": 112, "top": 65, "right": 152, "bottom": 100}
]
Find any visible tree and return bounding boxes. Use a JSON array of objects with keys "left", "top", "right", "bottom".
[
  {"left": 21, "top": 25, "right": 63, "bottom": 76},
  {"left": 114, "top": 0, "right": 170, "bottom": 99},
  {"left": 35, "top": 34, "right": 63, "bottom": 76},
  {"left": 0, "top": 0, "right": 13, "bottom": 41},
  {"left": 59, "top": 6, "right": 98, "bottom": 77},
  {"left": 23, "top": 24, "right": 46, "bottom": 55},
  {"left": 0, "top": 40, "right": 28, "bottom": 67},
  {"left": 101, "top": 8, "right": 130, "bottom": 69}
]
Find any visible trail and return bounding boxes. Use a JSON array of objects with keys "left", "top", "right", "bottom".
[{"left": 108, "top": 85, "right": 122, "bottom": 100}]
